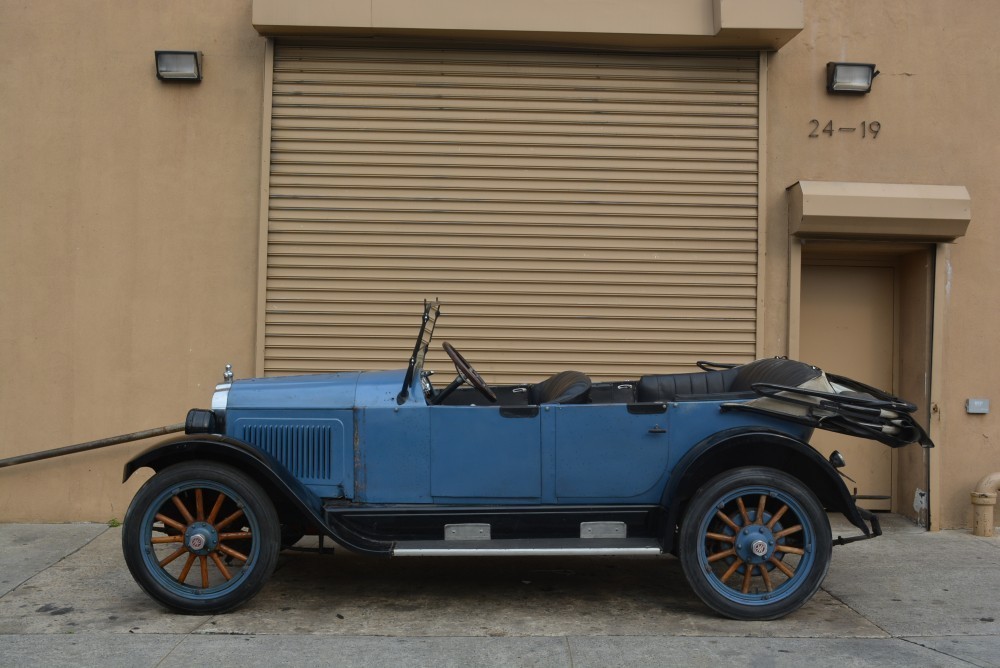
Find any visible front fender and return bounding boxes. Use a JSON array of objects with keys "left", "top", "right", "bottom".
[
  {"left": 660, "top": 427, "right": 869, "bottom": 551},
  {"left": 123, "top": 434, "right": 392, "bottom": 556}
]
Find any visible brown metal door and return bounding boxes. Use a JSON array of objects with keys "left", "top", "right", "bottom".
[{"left": 800, "top": 264, "right": 895, "bottom": 510}]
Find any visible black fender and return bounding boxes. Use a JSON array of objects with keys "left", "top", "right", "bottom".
[
  {"left": 658, "top": 427, "right": 868, "bottom": 553},
  {"left": 123, "top": 434, "right": 392, "bottom": 556}
]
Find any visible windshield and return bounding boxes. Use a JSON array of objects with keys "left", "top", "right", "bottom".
[{"left": 397, "top": 300, "right": 441, "bottom": 404}]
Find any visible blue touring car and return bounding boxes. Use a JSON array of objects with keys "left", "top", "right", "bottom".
[{"left": 122, "top": 301, "right": 931, "bottom": 620}]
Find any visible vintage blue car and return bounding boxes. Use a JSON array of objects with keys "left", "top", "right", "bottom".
[{"left": 122, "top": 301, "right": 931, "bottom": 620}]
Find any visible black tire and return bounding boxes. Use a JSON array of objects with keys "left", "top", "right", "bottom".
[
  {"left": 679, "top": 466, "right": 832, "bottom": 620},
  {"left": 122, "top": 461, "right": 281, "bottom": 614}
]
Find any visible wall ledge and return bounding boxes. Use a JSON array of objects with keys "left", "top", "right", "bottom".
[
  {"left": 252, "top": 0, "right": 803, "bottom": 50},
  {"left": 788, "top": 181, "right": 972, "bottom": 242}
]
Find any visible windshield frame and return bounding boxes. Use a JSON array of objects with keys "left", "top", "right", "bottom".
[{"left": 396, "top": 300, "right": 441, "bottom": 405}]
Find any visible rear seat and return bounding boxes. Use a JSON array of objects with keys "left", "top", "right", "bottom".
[
  {"left": 637, "top": 367, "right": 740, "bottom": 402},
  {"left": 637, "top": 358, "right": 820, "bottom": 403}
]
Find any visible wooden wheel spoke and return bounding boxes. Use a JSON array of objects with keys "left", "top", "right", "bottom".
[
  {"left": 770, "top": 556, "right": 796, "bottom": 578},
  {"left": 215, "top": 508, "right": 245, "bottom": 532},
  {"left": 755, "top": 494, "right": 767, "bottom": 524},
  {"left": 151, "top": 535, "right": 184, "bottom": 544},
  {"left": 715, "top": 511, "right": 740, "bottom": 532},
  {"left": 706, "top": 532, "right": 735, "bottom": 543},
  {"left": 207, "top": 492, "right": 226, "bottom": 524},
  {"left": 200, "top": 556, "right": 209, "bottom": 589},
  {"left": 218, "top": 531, "right": 253, "bottom": 541},
  {"left": 210, "top": 552, "right": 232, "bottom": 581},
  {"left": 741, "top": 565, "right": 753, "bottom": 594},
  {"left": 721, "top": 558, "right": 744, "bottom": 582},
  {"left": 736, "top": 497, "right": 750, "bottom": 525},
  {"left": 171, "top": 495, "right": 195, "bottom": 525},
  {"left": 177, "top": 553, "right": 196, "bottom": 584},
  {"left": 766, "top": 504, "right": 789, "bottom": 529},
  {"left": 759, "top": 564, "right": 774, "bottom": 592},
  {"left": 155, "top": 513, "right": 187, "bottom": 533},
  {"left": 776, "top": 544, "right": 805, "bottom": 555},
  {"left": 774, "top": 524, "right": 803, "bottom": 540},
  {"left": 218, "top": 543, "right": 249, "bottom": 563},
  {"left": 707, "top": 548, "right": 736, "bottom": 563},
  {"left": 195, "top": 489, "right": 205, "bottom": 522},
  {"left": 159, "top": 546, "right": 188, "bottom": 567}
]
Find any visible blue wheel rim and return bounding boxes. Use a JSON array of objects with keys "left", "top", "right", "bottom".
[
  {"left": 139, "top": 480, "right": 262, "bottom": 600},
  {"left": 696, "top": 485, "right": 817, "bottom": 606}
]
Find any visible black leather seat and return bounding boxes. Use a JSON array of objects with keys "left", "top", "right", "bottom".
[
  {"left": 637, "top": 367, "right": 740, "bottom": 402},
  {"left": 637, "top": 358, "right": 820, "bottom": 402},
  {"left": 529, "top": 370, "right": 592, "bottom": 404}
]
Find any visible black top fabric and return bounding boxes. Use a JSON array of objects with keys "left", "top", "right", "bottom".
[
  {"left": 729, "top": 358, "right": 820, "bottom": 391},
  {"left": 529, "top": 370, "right": 592, "bottom": 404}
]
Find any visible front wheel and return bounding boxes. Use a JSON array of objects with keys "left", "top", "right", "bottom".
[
  {"left": 122, "top": 461, "right": 280, "bottom": 614},
  {"left": 679, "top": 466, "right": 832, "bottom": 620}
]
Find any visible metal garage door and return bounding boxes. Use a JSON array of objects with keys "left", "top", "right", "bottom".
[{"left": 262, "top": 40, "right": 759, "bottom": 381}]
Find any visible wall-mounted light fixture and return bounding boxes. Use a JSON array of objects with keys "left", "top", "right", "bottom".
[
  {"left": 155, "top": 51, "right": 203, "bottom": 82},
  {"left": 826, "top": 62, "right": 878, "bottom": 94}
]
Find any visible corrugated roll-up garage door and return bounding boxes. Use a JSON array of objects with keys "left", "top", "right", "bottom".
[{"left": 264, "top": 40, "right": 759, "bottom": 381}]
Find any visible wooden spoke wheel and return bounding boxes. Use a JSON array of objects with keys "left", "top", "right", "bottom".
[
  {"left": 679, "top": 466, "right": 831, "bottom": 620},
  {"left": 122, "top": 461, "right": 280, "bottom": 614}
]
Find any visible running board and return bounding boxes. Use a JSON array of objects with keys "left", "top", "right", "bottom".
[{"left": 392, "top": 537, "right": 663, "bottom": 557}]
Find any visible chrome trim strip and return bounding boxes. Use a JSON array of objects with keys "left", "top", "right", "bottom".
[
  {"left": 394, "top": 546, "right": 662, "bottom": 557},
  {"left": 393, "top": 537, "right": 662, "bottom": 557}
]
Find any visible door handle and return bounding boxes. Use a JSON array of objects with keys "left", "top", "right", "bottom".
[{"left": 648, "top": 424, "right": 666, "bottom": 434}]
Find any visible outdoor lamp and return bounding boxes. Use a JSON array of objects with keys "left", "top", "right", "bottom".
[
  {"left": 826, "top": 62, "right": 878, "bottom": 94},
  {"left": 155, "top": 51, "right": 203, "bottom": 82}
]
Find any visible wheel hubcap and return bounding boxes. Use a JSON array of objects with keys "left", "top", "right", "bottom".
[
  {"left": 735, "top": 524, "right": 776, "bottom": 564},
  {"left": 184, "top": 522, "right": 219, "bottom": 555}
]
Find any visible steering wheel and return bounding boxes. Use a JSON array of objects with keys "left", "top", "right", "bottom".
[{"left": 441, "top": 342, "right": 498, "bottom": 403}]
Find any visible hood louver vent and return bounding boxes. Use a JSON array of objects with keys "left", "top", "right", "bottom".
[{"left": 241, "top": 422, "right": 336, "bottom": 483}]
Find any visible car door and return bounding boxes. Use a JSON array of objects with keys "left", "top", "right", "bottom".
[
  {"left": 429, "top": 406, "right": 542, "bottom": 501},
  {"left": 550, "top": 403, "right": 671, "bottom": 502}
]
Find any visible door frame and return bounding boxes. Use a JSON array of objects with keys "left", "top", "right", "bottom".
[{"left": 788, "top": 239, "right": 946, "bottom": 529}]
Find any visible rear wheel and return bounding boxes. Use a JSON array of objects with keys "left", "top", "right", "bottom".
[
  {"left": 122, "top": 461, "right": 280, "bottom": 614},
  {"left": 679, "top": 466, "right": 832, "bottom": 620}
]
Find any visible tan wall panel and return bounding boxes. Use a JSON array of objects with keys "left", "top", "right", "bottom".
[
  {"left": 765, "top": 0, "right": 1000, "bottom": 528},
  {"left": 0, "top": 1, "right": 266, "bottom": 521}
]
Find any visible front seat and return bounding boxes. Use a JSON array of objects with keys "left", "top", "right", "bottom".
[{"left": 528, "top": 370, "right": 592, "bottom": 404}]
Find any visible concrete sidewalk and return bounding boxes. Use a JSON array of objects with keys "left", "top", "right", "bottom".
[{"left": 1, "top": 515, "right": 999, "bottom": 667}]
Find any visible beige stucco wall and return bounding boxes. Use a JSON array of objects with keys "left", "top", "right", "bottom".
[
  {"left": 763, "top": 0, "right": 1000, "bottom": 528},
  {"left": 0, "top": 1, "right": 266, "bottom": 521},
  {"left": 1, "top": 0, "right": 998, "bottom": 530}
]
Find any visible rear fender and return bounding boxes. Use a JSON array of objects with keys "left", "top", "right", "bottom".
[
  {"left": 123, "top": 434, "right": 391, "bottom": 555},
  {"left": 660, "top": 428, "right": 868, "bottom": 552}
]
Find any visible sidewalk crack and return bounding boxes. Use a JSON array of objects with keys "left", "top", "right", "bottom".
[
  {"left": 899, "top": 637, "right": 984, "bottom": 667},
  {"left": 820, "top": 586, "right": 892, "bottom": 638}
]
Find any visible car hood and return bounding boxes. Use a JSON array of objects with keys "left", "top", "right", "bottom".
[
  {"left": 226, "top": 371, "right": 363, "bottom": 410},
  {"left": 225, "top": 369, "right": 412, "bottom": 410}
]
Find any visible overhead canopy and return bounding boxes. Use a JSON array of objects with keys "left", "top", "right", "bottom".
[
  {"left": 788, "top": 181, "right": 971, "bottom": 242},
  {"left": 252, "top": 0, "right": 804, "bottom": 50}
]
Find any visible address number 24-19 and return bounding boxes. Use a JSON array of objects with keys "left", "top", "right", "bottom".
[{"left": 809, "top": 120, "right": 881, "bottom": 138}]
